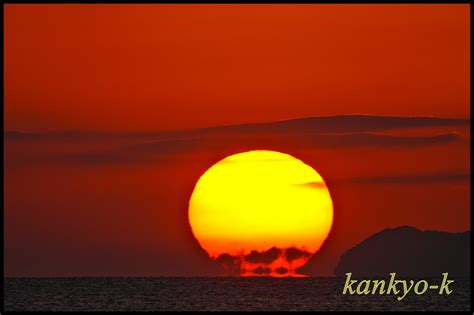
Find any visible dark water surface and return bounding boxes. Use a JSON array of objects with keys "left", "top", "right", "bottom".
[{"left": 4, "top": 277, "right": 471, "bottom": 311}]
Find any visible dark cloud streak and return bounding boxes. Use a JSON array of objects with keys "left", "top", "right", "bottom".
[
  {"left": 340, "top": 172, "right": 470, "bottom": 185},
  {"left": 4, "top": 115, "right": 469, "bottom": 141},
  {"left": 4, "top": 115, "right": 468, "bottom": 168}
]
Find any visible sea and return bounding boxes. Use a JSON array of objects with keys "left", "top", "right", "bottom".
[{"left": 4, "top": 277, "right": 471, "bottom": 311}]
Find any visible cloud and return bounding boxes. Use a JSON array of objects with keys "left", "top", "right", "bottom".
[
  {"left": 3, "top": 130, "right": 177, "bottom": 141},
  {"left": 215, "top": 253, "right": 241, "bottom": 276},
  {"left": 304, "top": 132, "right": 463, "bottom": 148},
  {"left": 275, "top": 267, "right": 289, "bottom": 274},
  {"left": 213, "top": 247, "right": 313, "bottom": 277},
  {"left": 126, "top": 138, "right": 201, "bottom": 154},
  {"left": 200, "top": 115, "right": 469, "bottom": 135},
  {"left": 291, "top": 182, "right": 327, "bottom": 189},
  {"left": 284, "top": 247, "right": 312, "bottom": 263},
  {"left": 4, "top": 115, "right": 469, "bottom": 141},
  {"left": 252, "top": 266, "right": 272, "bottom": 275},
  {"left": 4, "top": 115, "right": 468, "bottom": 167},
  {"left": 341, "top": 172, "right": 470, "bottom": 185},
  {"left": 243, "top": 247, "right": 281, "bottom": 264},
  {"left": 69, "top": 132, "right": 464, "bottom": 165}
]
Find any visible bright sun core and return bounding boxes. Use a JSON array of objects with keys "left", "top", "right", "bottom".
[{"left": 188, "top": 150, "right": 334, "bottom": 277}]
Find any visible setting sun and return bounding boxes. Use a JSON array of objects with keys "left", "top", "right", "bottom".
[{"left": 188, "top": 150, "right": 334, "bottom": 277}]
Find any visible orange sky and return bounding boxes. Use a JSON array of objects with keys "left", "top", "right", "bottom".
[{"left": 4, "top": 4, "right": 470, "bottom": 132}]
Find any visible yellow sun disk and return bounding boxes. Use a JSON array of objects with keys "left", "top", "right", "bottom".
[{"left": 188, "top": 150, "right": 334, "bottom": 259}]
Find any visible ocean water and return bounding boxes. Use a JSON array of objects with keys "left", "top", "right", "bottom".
[{"left": 4, "top": 277, "right": 471, "bottom": 311}]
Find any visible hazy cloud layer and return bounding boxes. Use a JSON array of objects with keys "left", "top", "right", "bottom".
[
  {"left": 209, "top": 115, "right": 469, "bottom": 135},
  {"left": 60, "top": 132, "right": 465, "bottom": 165},
  {"left": 5, "top": 115, "right": 469, "bottom": 141},
  {"left": 341, "top": 172, "right": 470, "bottom": 185},
  {"left": 5, "top": 116, "right": 470, "bottom": 177}
]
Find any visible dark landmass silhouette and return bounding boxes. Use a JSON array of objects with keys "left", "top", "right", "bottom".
[{"left": 334, "top": 226, "right": 470, "bottom": 277}]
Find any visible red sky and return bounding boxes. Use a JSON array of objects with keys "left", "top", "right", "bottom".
[
  {"left": 4, "top": 4, "right": 470, "bottom": 277},
  {"left": 5, "top": 4, "right": 470, "bottom": 132}
]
